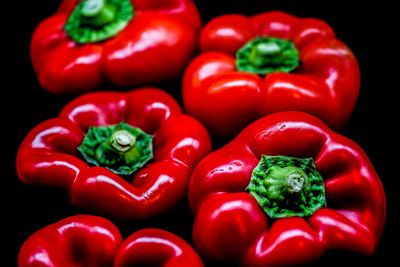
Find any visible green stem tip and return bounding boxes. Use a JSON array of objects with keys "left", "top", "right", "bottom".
[
  {"left": 81, "top": 0, "right": 117, "bottom": 27},
  {"left": 246, "top": 155, "right": 326, "bottom": 219}
]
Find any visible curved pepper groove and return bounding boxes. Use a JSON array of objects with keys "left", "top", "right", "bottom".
[
  {"left": 183, "top": 11, "right": 360, "bottom": 137},
  {"left": 114, "top": 229, "right": 204, "bottom": 267},
  {"left": 189, "top": 111, "right": 386, "bottom": 266},
  {"left": 31, "top": 0, "right": 201, "bottom": 93},
  {"left": 17, "top": 88, "right": 211, "bottom": 220},
  {"left": 18, "top": 215, "right": 204, "bottom": 267}
]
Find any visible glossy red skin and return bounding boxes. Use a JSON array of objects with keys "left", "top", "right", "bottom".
[
  {"left": 17, "top": 88, "right": 211, "bottom": 220},
  {"left": 183, "top": 12, "right": 360, "bottom": 137},
  {"left": 31, "top": 0, "right": 201, "bottom": 94},
  {"left": 18, "top": 215, "right": 122, "bottom": 267},
  {"left": 18, "top": 215, "right": 204, "bottom": 267},
  {"left": 114, "top": 229, "right": 204, "bottom": 267},
  {"left": 189, "top": 112, "right": 386, "bottom": 266}
]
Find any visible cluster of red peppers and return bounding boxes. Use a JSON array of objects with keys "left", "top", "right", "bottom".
[{"left": 17, "top": 0, "right": 386, "bottom": 266}]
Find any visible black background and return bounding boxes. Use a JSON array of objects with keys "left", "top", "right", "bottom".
[{"left": 10, "top": 0, "right": 398, "bottom": 266}]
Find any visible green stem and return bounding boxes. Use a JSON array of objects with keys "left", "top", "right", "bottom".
[
  {"left": 79, "top": 122, "right": 153, "bottom": 176},
  {"left": 110, "top": 130, "right": 136, "bottom": 152},
  {"left": 64, "top": 0, "right": 134, "bottom": 44},
  {"left": 81, "top": 0, "right": 117, "bottom": 27},
  {"left": 236, "top": 37, "right": 300, "bottom": 75},
  {"left": 246, "top": 155, "right": 326, "bottom": 219},
  {"left": 249, "top": 42, "right": 282, "bottom": 67}
]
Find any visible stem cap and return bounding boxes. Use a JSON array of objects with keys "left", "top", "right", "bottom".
[
  {"left": 236, "top": 37, "right": 300, "bottom": 75},
  {"left": 65, "top": 0, "right": 134, "bottom": 44},
  {"left": 246, "top": 155, "right": 326, "bottom": 219},
  {"left": 78, "top": 122, "right": 153, "bottom": 175}
]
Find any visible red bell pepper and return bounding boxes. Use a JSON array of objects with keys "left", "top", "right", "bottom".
[
  {"left": 31, "top": 0, "right": 201, "bottom": 94},
  {"left": 189, "top": 112, "right": 386, "bottom": 266},
  {"left": 18, "top": 215, "right": 204, "bottom": 267},
  {"left": 183, "top": 11, "right": 360, "bottom": 137},
  {"left": 17, "top": 88, "right": 211, "bottom": 220}
]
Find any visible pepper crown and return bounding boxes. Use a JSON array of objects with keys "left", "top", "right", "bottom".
[
  {"left": 65, "top": 0, "right": 134, "bottom": 44},
  {"left": 246, "top": 155, "right": 326, "bottom": 218},
  {"left": 236, "top": 37, "right": 300, "bottom": 75},
  {"left": 78, "top": 122, "right": 153, "bottom": 175}
]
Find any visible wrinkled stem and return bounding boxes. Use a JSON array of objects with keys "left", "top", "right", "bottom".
[
  {"left": 236, "top": 37, "right": 300, "bottom": 75},
  {"left": 64, "top": 0, "right": 134, "bottom": 44},
  {"left": 287, "top": 171, "right": 306, "bottom": 193},
  {"left": 78, "top": 122, "right": 153, "bottom": 176},
  {"left": 246, "top": 155, "right": 326, "bottom": 219}
]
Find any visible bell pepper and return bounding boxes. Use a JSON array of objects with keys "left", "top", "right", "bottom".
[
  {"left": 17, "top": 88, "right": 211, "bottom": 220},
  {"left": 189, "top": 112, "right": 386, "bottom": 266},
  {"left": 18, "top": 215, "right": 204, "bottom": 267},
  {"left": 31, "top": 0, "right": 201, "bottom": 94},
  {"left": 183, "top": 11, "right": 360, "bottom": 137}
]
